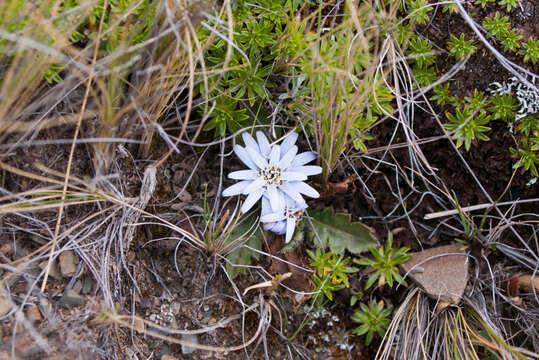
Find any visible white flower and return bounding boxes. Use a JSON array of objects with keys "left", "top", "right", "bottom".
[
  {"left": 222, "top": 131, "right": 322, "bottom": 214},
  {"left": 260, "top": 195, "right": 307, "bottom": 243}
]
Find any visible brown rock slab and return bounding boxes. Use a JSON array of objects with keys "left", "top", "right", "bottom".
[
  {"left": 399, "top": 244, "right": 468, "bottom": 305},
  {"left": 59, "top": 251, "right": 77, "bottom": 278}
]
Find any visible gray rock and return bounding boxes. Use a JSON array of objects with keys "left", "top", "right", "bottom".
[
  {"left": 59, "top": 251, "right": 77, "bottom": 278},
  {"left": 61, "top": 290, "right": 85, "bottom": 308}
]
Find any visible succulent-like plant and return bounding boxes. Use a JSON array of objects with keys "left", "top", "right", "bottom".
[
  {"left": 447, "top": 33, "right": 477, "bottom": 59},
  {"left": 351, "top": 300, "right": 393, "bottom": 345},
  {"left": 444, "top": 106, "right": 491, "bottom": 151}
]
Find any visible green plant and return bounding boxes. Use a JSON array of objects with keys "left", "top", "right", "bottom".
[
  {"left": 227, "top": 58, "right": 274, "bottom": 106},
  {"left": 444, "top": 106, "right": 491, "bottom": 151},
  {"left": 516, "top": 113, "right": 539, "bottom": 137},
  {"left": 405, "top": 0, "right": 433, "bottom": 26},
  {"left": 489, "top": 94, "right": 518, "bottom": 121},
  {"left": 474, "top": 0, "right": 495, "bottom": 8},
  {"left": 499, "top": 30, "right": 522, "bottom": 52},
  {"left": 351, "top": 300, "right": 393, "bottom": 345},
  {"left": 482, "top": 12, "right": 511, "bottom": 39},
  {"left": 307, "top": 248, "right": 358, "bottom": 304},
  {"left": 498, "top": 0, "right": 519, "bottom": 12},
  {"left": 407, "top": 36, "right": 436, "bottom": 69},
  {"left": 203, "top": 96, "right": 250, "bottom": 137},
  {"left": 412, "top": 65, "right": 437, "bottom": 86},
  {"left": 447, "top": 33, "right": 477, "bottom": 59},
  {"left": 355, "top": 232, "right": 411, "bottom": 290},
  {"left": 431, "top": 83, "right": 455, "bottom": 106},
  {"left": 510, "top": 138, "right": 539, "bottom": 177},
  {"left": 464, "top": 89, "right": 490, "bottom": 115},
  {"left": 518, "top": 38, "right": 539, "bottom": 64}
]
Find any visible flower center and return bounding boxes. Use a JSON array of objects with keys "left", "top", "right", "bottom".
[
  {"left": 286, "top": 208, "right": 304, "bottom": 221},
  {"left": 258, "top": 166, "right": 283, "bottom": 187}
]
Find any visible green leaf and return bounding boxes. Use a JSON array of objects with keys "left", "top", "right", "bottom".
[
  {"left": 225, "top": 212, "right": 264, "bottom": 279},
  {"left": 306, "top": 207, "right": 378, "bottom": 255}
]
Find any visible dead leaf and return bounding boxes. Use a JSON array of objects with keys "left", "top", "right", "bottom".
[
  {"left": 399, "top": 244, "right": 468, "bottom": 305},
  {"left": 314, "top": 175, "right": 356, "bottom": 198},
  {"left": 268, "top": 235, "right": 314, "bottom": 305}
]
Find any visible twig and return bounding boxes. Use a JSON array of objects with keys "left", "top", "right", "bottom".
[{"left": 424, "top": 198, "right": 539, "bottom": 220}]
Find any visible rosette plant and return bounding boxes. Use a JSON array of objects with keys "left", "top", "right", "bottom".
[{"left": 222, "top": 131, "right": 322, "bottom": 242}]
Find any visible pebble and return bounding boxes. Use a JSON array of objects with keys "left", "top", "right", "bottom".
[
  {"left": 26, "top": 304, "right": 42, "bottom": 322},
  {"left": 0, "top": 297, "right": 12, "bottom": 317},
  {"left": 59, "top": 251, "right": 77, "bottom": 278},
  {"left": 39, "top": 260, "right": 62, "bottom": 280},
  {"left": 60, "top": 290, "right": 85, "bottom": 308}
]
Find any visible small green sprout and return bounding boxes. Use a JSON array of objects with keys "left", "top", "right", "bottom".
[
  {"left": 351, "top": 300, "right": 393, "bottom": 345},
  {"left": 518, "top": 38, "right": 539, "bottom": 64},
  {"left": 431, "top": 83, "right": 454, "bottom": 106},
  {"left": 355, "top": 232, "right": 411, "bottom": 290},
  {"left": 407, "top": 36, "right": 436, "bottom": 69},
  {"left": 474, "top": 0, "right": 495, "bottom": 8},
  {"left": 499, "top": 30, "right": 522, "bottom": 52},
  {"left": 498, "top": 0, "right": 520, "bottom": 12},
  {"left": 307, "top": 249, "right": 358, "bottom": 304},
  {"left": 447, "top": 33, "right": 477, "bottom": 59},
  {"left": 516, "top": 114, "right": 539, "bottom": 137},
  {"left": 464, "top": 89, "right": 489, "bottom": 115},
  {"left": 510, "top": 138, "right": 539, "bottom": 177},
  {"left": 444, "top": 106, "right": 491, "bottom": 151},
  {"left": 489, "top": 94, "right": 518, "bottom": 121},
  {"left": 482, "top": 12, "right": 511, "bottom": 39},
  {"left": 203, "top": 96, "right": 250, "bottom": 137},
  {"left": 412, "top": 65, "right": 437, "bottom": 86},
  {"left": 406, "top": 0, "right": 433, "bottom": 26}
]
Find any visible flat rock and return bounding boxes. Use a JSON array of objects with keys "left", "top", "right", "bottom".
[
  {"left": 39, "top": 260, "right": 62, "bottom": 280},
  {"left": 61, "top": 290, "right": 85, "bottom": 308},
  {"left": 399, "top": 244, "right": 468, "bottom": 305},
  {"left": 59, "top": 251, "right": 77, "bottom": 278}
]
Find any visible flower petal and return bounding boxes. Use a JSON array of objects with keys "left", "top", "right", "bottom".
[
  {"left": 241, "top": 189, "right": 263, "bottom": 213},
  {"left": 290, "top": 151, "right": 317, "bottom": 166},
  {"left": 233, "top": 145, "right": 257, "bottom": 170},
  {"left": 242, "top": 176, "right": 265, "bottom": 194},
  {"left": 280, "top": 132, "right": 298, "bottom": 156},
  {"left": 280, "top": 183, "right": 307, "bottom": 206},
  {"left": 260, "top": 212, "right": 286, "bottom": 223},
  {"left": 281, "top": 171, "right": 307, "bottom": 181},
  {"left": 295, "top": 165, "right": 322, "bottom": 176},
  {"left": 267, "top": 185, "right": 285, "bottom": 212},
  {"left": 285, "top": 217, "right": 296, "bottom": 243},
  {"left": 279, "top": 145, "right": 298, "bottom": 169},
  {"left": 256, "top": 131, "right": 271, "bottom": 157},
  {"left": 228, "top": 170, "right": 258, "bottom": 180},
  {"left": 269, "top": 145, "right": 281, "bottom": 167},
  {"left": 290, "top": 181, "right": 320, "bottom": 199},
  {"left": 222, "top": 180, "right": 251, "bottom": 197},
  {"left": 269, "top": 220, "right": 286, "bottom": 234},
  {"left": 247, "top": 147, "right": 269, "bottom": 169},
  {"left": 242, "top": 132, "right": 260, "bottom": 154}
]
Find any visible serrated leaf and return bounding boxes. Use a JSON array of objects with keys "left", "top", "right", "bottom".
[
  {"left": 306, "top": 207, "right": 378, "bottom": 255},
  {"left": 225, "top": 212, "right": 264, "bottom": 279}
]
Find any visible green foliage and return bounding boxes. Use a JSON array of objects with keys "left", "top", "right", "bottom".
[
  {"left": 351, "top": 300, "right": 393, "bottom": 345},
  {"left": 516, "top": 113, "right": 539, "bottom": 137},
  {"left": 407, "top": 36, "right": 436, "bottom": 69},
  {"left": 482, "top": 12, "right": 511, "bottom": 39},
  {"left": 228, "top": 59, "right": 274, "bottom": 106},
  {"left": 489, "top": 94, "right": 518, "bottom": 121},
  {"left": 355, "top": 232, "right": 411, "bottom": 289},
  {"left": 447, "top": 33, "right": 477, "bottom": 59},
  {"left": 412, "top": 65, "right": 437, "bottom": 86},
  {"left": 444, "top": 106, "right": 491, "bottom": 151},
  {"left": 306, "top": 207, "right": 378, "bottom": 256},
  {"left": 474, "top": 0, "right": 495, "bottom": 8},
  {"left": 464, "top": 89, "right": 490, "bottom": 115},
  {"left": 203, "top": 96, "right": 250, "bottom": 137},
  {"left": 44, "top": 64, "right": 63, "bottom": 84},
  {"left": 498, "top": 0, "right": 519, "bottom": 12},
  {"left": 431, "top": 84, "right": 454, "bottom": 106},
  {"left": 518, "top": 38, "right": 539, "bottom": 64},
  {"left": 307, "top": 249, "right": 358, "bottom": 304},
  {"left": 510, "top": 138, "right": 539, "bottom": 177},
  {"left": 405, "top": 0, "right": 433, "bottom": 26},
  {"left": 499, "top": 30, "right": 522, "bottom": 52}
]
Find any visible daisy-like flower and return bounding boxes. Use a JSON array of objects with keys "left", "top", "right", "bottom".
[
  {"left": 222, "top": 131, "right": 322, "bottom": 214},
  {"left": 260, "top": 195, "right": 307, "bottom": 243}
]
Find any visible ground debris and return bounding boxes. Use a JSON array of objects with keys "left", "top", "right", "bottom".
[
  {"left": 400, "top": 244, "right": 469, "bottom": 305},
  {"left": 60, "top": 289, "right": 85, "bottom": 308},
  {"left": 59, "top": 251, "right": 77, "bottom": 278}
]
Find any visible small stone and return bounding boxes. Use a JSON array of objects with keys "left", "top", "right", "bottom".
[
  {"left": 39, "top": 260, "right": 62, "bottom": 280},
  {"left": 161, "top": 355, "right": 177, "bottom": 360},
  {"left": 134, "top": 317, "right": 145, "bottom": 333},
  {"left": 61, "top": 290, "right": 85, "bottom": 308},
  {"left": 59, "top": 251, "right": 77, "bottom": 278},
  {"left": 0, "top": 297, "right": 12, "bottom": 317},
  {"left": 181, "top": 334, "right": 198, "bottom": 355},
  {"left": 26, "top": 304, "right": 42, "bottom": 322}
]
